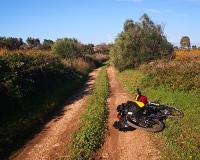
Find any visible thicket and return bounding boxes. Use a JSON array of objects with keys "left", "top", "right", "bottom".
[
  {"left": 139, "top": 60, "right": 200, "bottom": 93},
  {"left": 0, "top": 49, "right": 102, "bottom": 158},
  {"left": 110, "top": 13, "right": 174, "bottom": 72}
]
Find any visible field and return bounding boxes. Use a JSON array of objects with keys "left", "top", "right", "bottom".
[
  {"left": 1, "top": 48, "right": 200, "bottom": 159},
  {"left": 115, "top": 50, "right": 200, "bottom": 159}
]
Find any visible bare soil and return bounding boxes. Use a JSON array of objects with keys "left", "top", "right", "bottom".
[{"left": 9, "top": 65, "right": 160, "bottom": 160}]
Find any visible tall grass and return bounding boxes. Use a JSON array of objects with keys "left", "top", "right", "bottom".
[
  {"left": 115, "top": 60, "right": 200, "bottom": 159},
  {"left": 139, "top": 60, "right": 200, "bottom": 93},
  {"left": 175, "top": 50, "right": 200, "bottom": 61}
]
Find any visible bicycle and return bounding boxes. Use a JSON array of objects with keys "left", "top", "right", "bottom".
[{"left": 125, "top": 87, "right": 184, "bottom": 132}]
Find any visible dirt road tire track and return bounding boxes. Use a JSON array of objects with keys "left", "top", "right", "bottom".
[
  {"left": 9, "top": 68, "right": 101, "bottom": 160},
  {"left": 9, "top": 65, "right": 160, "bottom": 160},
  {"left": 93, "top": 65, "right": 160, "bottom": 160}
]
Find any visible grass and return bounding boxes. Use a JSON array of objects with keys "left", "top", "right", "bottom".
[
  {"left": 67, "top": 65, "right": 109, "bottom": 160},
  {"left": 115, "top": 67, "right": 200, "bottom": 160}
]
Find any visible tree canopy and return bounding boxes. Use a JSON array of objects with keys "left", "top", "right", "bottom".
[
  {"left": 180, "top": 36, "right": 190, "bottom": 49},
  {"left": 110, "top": 13, "right": 174, "bottom": 71},
  {"left": 0, "top": 37, "right": 23, "bottom": 50},
  {"left": 51, "top": 38, "right": 82, "bottom": 59}
]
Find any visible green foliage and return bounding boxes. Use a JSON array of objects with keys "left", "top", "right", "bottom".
[
  {"left": 80, "top": 43, "right": 95, "bottom": 55},
  {"left": 51, "top": 38, "right": 81, "bottom": 59},
  {"left": 69, "top": 67, "right": 109, "bottom": 159},
  {"left": 145, "top": 87, "right": 200, "bottom": 160},
  {"left": 110, "top": 13, "right": 174, "bottom": 72},
  {"left": 0, "top": 37, "right": 23, "bottom": 50},
  {"left": 180, "top": 36, "right": 190, "bottom": 49},
  {"left": 0, "top": 52, "right": 65, "bottom": 110},
  {"left": 115, "top": 62, "right": 200, "bottom": 160},
  {"left": 139, "top": 60, "right": 200, "bottom": 93},
  {"left": 26, "top": 37, "right": 41, "bottom": 48},
  {"left": 0, "top": 51, "right": 91, "bottom": 158}
]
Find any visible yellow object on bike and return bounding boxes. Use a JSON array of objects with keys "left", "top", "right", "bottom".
[{"left": 133, "top": 100, "right": 145, "bottom": 108}]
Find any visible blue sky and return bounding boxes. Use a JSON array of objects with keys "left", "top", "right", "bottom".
[{"left": 0, "top": 0, "right": 200, "bottom": 46}]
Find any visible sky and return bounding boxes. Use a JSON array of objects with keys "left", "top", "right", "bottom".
[{"left": 0, "top": 0, "right": 200, "bottom": 46}]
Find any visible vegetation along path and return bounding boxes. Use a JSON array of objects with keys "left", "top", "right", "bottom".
[
  {"left": 9, "top": 68, "right": 101, "bottom": 160},
  {"left": 10, "top": 65, "right": 160, "bottom": 160},
  {"left": 93, "top": 65, "right": 160, "bottom": 160}
]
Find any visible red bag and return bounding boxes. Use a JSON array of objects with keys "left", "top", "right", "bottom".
[{"left": 134, "top": 94, "right": 147, "bottom": 104}]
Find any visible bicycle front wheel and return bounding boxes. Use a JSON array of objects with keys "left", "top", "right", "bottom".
[
  {"left": 126, "top": 115, "right": 164, "bottom": 132},
  {"left": 159, "top": 105, "right": 184, "bottom": 118}
]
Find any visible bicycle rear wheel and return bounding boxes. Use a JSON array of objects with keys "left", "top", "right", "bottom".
[
  {"left": 126, "top": 115, "right": 164, "bottom": 132},
  {"left": 159, "top": 105, "right": 184, "bottom": 118}
]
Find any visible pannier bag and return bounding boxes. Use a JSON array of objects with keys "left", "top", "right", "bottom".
[
  {"left": 117, "top": 101, "right": 145, "bottom": 116},
  {"left": 135, "top": 94, "right": 147, "bottom": 104}
]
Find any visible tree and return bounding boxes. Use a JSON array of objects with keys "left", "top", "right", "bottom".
[
  {"left": 110, "top": 13, "right": 174, "bottom": 71},
  {"left": 26, "top": 37, "right": 41, "bottom": 48},
  {"left": 0, "top": 37, "right": 23, "bottom": 50},
  {"left": 80, "top": 43, "right": 94, "bottom": 55},
  {"left": 38, "top": 39, "right": 54, "bottom": 50},
  {"left": 180, "top": 36, "right": 190, "bottom": 49},
  {"left": 51, "top": 38, "right": 81, "bottom": 60}
]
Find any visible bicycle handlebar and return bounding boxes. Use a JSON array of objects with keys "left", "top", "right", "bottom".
[
  {"left": 136, "top": 87, "right": 142, "bottom": 96},
  {"left": 148, "top": 102, "right": 160, "bottom": 106}
]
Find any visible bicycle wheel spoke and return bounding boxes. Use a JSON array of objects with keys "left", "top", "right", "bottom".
[{"left": 126, "top": 115, "right": 164, "bottom": 132}]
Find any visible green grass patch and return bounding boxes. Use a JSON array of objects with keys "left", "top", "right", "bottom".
[
  {"left": 68, "top": 66, "right": 109, "bottom": 160},
  {"left": 115, "top": 67, "right": 200, "bottom": 160}
]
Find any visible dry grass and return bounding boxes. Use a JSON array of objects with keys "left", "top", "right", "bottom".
[
  {"left": 175, "top": 50, "right": 200, "bottom": 61},
  {"left": 0, "top": 48, "right": 51, "bottom": 55},
  {"left": 72, "top": 58, "right": 91, "bottom": 73}
]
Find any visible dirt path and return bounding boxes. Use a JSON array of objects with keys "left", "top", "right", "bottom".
[
  {"left": 9, "top": 65, "right": 160, "bottom": 160},
  {"left": 9, "top": 68, "right": 101, "bottom": 160},
  {"left": 93, "top": 65, "right": 160, "bottom": 160}
]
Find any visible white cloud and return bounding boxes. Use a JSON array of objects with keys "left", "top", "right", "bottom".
[
  {"left": 146, "top": 9, "right": 162, "bottom": 14},
  {"left": 146, "top": 9, "right": 174, "bottom": 15}
]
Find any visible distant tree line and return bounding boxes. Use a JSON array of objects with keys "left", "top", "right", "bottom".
[
  {"left": 0, "top": 36, "right": 54, "bottom": 51},
  {"left": 0, "top": 36, "right": 110, "bottom": 59}
]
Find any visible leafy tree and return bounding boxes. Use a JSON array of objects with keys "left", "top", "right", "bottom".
[
  {"left": 43, "top": 39, "right": 54, "bottom": 46},
  {"left": 80, "top": 43, "right": 94, "bottom": 55},
  {"left": 51, "top": 38, "right": 81, "bottom": 59},
  {"left": 38, "top": 39, "right": 54, "bottom": 50},
  {"left": 26, "top": 37, "right": 41, "bottom": 48},
  {"left": 0, "top": 37, "right": 23, "bottom": 50},
  {"left": 192, "top": 45, "right": 197, "bottom": 50},
  {"left": 180, "top": 36, "right": 190, "bottom": 49},
  {"left": 110, "top": 13, "right": 174, "bottom": 71}
]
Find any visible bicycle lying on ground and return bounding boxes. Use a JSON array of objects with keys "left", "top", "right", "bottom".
[{"left": 113, "top": 88, "right": 184, "bottom": 132}]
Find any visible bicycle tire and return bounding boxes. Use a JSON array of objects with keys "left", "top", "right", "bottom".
[
  {"left": 126, "top": 115, "right": 164, "bottom": 132},
  {"left": 159, "top": 105, "right": 184, "bottom": 118}
]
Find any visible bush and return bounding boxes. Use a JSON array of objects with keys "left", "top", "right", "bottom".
[
  {"left": 0, "top": 50, "right": 91, "bottom": 158},
  {"left": 139, "top": 60, "right": 200, "bottom": 93},
  {"left": 51, "top": 38, "right": 81, "bottom": 59}
]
